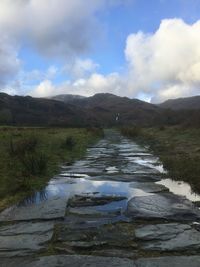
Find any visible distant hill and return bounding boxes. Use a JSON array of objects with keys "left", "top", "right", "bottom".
[
  {"left": 0, "top": 93, "right": 86, "bottom": 126},
  {"left": 51, "top": 93, "right": 162, "bottom": 126},
  {"left": 51, "top": 94, "right": 86, "bottom": 103},
  {"left": 0, "top": 92, "right": 162, "bottom": 127},
  {"left": 0, "top": 92, "right": 199, "bottom": 127},
  {"left": 159, "top": 95, "right": 200, "bottom": 110}
]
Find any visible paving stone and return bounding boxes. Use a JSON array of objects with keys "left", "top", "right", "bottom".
[
  {"left": 136, "top": 256, "right": 200, "bottom": 267},
  {"left": 0, "top": 221, "right": 54, "bottom": 257},
  {"left": 130, "top": 182, "right": 168, "bottom": 193},
  {"left": 127, "top": 193, "right": 200, "bottom": 221},
  {"left": 135, "top": 223, "right": 200, "bottom": 251},
  {"left": 0, "top": 197, "right": 67, "bottom": 222}
]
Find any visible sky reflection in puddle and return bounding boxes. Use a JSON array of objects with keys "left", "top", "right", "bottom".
[
  {"left": 46, "top": 178, "right": 150, "bottom": 199},
  {"left": 22, "top": 177, "right": 150, "bottom": 206},
  {"left": 157, "top": 178, "right": 200, "bottom": 202}
]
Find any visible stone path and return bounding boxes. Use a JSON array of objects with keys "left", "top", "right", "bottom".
[{"left": 0, "top": 130, "right": 200, "bottom": 266}]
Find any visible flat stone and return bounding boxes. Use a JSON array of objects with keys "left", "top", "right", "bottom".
[
  {"left": 127, "top": 193, "right": 200, "bottom": 221},
  {"left": 137, "top": 256, "right": 200, "bottom": 267},
  {"left": 59, "top": 173, "right": 90, "bottom": 178},
  {"left": 91, "top": 174, "right": 161, "bottom": 183},
  {"left": 0, "top": 221, "right": 54, "bottom": 235},
  {"left": 0, "top": 197, "right": 67, "bottom": 222},
  {"left": 91, "top": 248, "right": 136, "bottom": 259},
  {"left": 65, "top": 167, "right": 104, "bottom": 175},
  {"left": 63, "top": 214, "right": 127, "bottom": 229},
  {"left": 130, "top": 182, "right": 169, "bottom": 193},
  {"left": 0, "top": 221, "right": 54, "bottom": 257},
  {"left": 68, "top": 194, "right": 126, "bottom": 207},
  {"left": 56, "top": 222, "right": 135, "bottom": 249},
  {"left": 121, "top": 164, "right": 159, "bottom": 175},
  {"left": 135, "top": 223, "right": 200, "bottom": 251},
  {"left": 27, "top": 255, "right": 135, "bottom": 267}
]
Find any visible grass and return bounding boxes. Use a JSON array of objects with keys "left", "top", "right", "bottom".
[
  {"left": 0, "top": 127, "right": 103, "bottom": 211},
  {"left": 121, "top": 126, "right": 200, "bottom": 194}
]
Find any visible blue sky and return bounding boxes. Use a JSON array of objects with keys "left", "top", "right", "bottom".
[{"left": 0, "top": 0, "right": 200, "bottom": 102}]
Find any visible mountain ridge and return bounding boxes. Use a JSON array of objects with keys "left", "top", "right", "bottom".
[
  {"left": 159, "top": 95, "right": 200, "bottom": 110},
  {"left": 0, "top": 92, "right": 199, "bottom": 127}
]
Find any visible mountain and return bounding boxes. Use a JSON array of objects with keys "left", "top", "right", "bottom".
[
  {"left": 51, "top": 94, "right": 86, "bottom": 103},
  {"left": 159, "top": 95, "right": 200, "bottom": 110},
  {"left": 0, "top": 92, "right": 162, "bottom": 127},
  {"left": 0, "top": 93, "right": 86, "bottom": 126},
  {"left": 1, "top": 92, "right": 199, "bottom": 127},
  {"left": 51, "top": 93, "right": 162, "bottom": 126}
]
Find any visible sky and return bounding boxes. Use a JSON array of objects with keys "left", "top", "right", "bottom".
[{"left": 0, "top": 0, "right": 200, "bottom": 103}]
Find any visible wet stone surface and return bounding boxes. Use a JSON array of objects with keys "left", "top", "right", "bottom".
[
  {"left": 1, "top": 130, "right": 200, "bottom": 265},
  {"left": 135, "top": 223, "right": 200, "bottom": 251},
  {"left": 0, "top": 196, "right": 67, "bottom": 222},
  {"left": 0, "top": 221, "right": 54, "bottom": 257},
  {"left": 127, "top": 192, "right": 200, "bottom": 221},
  {"left": 68, "top": 194, "right": 127, "bottom": 207}
]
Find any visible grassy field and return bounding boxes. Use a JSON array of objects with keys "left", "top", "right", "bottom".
[
  {"left": 122, "top": 126, "right": 200, "bottom": 194},
  {"left": 0, "top": 127, "right": 103, "bottom": 211}
]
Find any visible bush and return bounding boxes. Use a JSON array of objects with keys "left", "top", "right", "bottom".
[
  {"left": 21, "top": 152, "right": 48, "bottom": 176},
  {"left": 121, "top": 127, "right": 142, "bottom": 138},
  {"left": 61, "top": 136, "right": 76, "bottom": 150},
  {"left": 9, "top": 136, "right": 38, "bottom": 157},
  {"left": 86, "top": 127, "right": 104, "bottom": 137}
]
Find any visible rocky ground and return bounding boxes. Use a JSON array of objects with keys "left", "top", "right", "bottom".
[{"left": 0, "top": 130, "right": 200, "bottom": 266}]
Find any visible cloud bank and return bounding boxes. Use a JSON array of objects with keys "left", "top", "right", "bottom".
[
  {"left": 125, "top": 19, "right": 200, "bottom": 102},
  {"left": 0, "top": 0, "right": 104, "bottom": 58},
  {"left": 31, "top": 18, "right": 200, "bottom": 102},
  {"left": 31, "top": 72, "right": 126, "bottom": 98}
]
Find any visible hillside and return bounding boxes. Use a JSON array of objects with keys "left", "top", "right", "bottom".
[
  {"left": 51, "top": 94, "right": 86, "bottom": 103},
  {"left": 52, "top": 93, "right": 162, "bottom": 126},
  {"left": 0, "top": 92, "right": 199, "bottom": 127},
  {"left": 0, "top": 93, "right": 86, "bottom": 126},
  {"left": 159, "top": 95, "right": 200, "bottom": 110},
  {"left": 0, "top": 93, "right": 162, "bottom": 127}
]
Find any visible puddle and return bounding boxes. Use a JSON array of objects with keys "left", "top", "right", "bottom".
[
  {"left": 157, "top": 179, "right": 200, "bottom": 202},
  {"left": 20, "top": 176, "right": 151, "bottom": 211}
]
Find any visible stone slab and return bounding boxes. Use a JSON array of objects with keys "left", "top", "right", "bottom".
[
  {"left": 0, "top": 197, "right": 67, "bottom": 222},
  {"left": 127, "top": 193, "right": 200, "bottom": 221}
]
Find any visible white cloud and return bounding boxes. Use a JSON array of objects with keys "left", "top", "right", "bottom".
[
  {"left": 0, "top": 0, "right": 128, "bottom": 59},
  {"left": 0, "top": 37, "right": 20, "bottom": 86},
  {"left": 125, "top": 19, "right": 200, "bottom": 102},
  {"left": 64, "top": 59, "right": 99, "bottom": 79},
  {"left": 0, "top": 0, "right": 129, "bottom": 92},
  {"left": 30, "top": 72, "right": 126, "bottom": 98}
]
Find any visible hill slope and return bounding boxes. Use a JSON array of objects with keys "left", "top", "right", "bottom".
[
  {"left": 159, "top": 95, "right": 200, "bottom": 110},
  {"left": 52, "top": 93, "right": 162, "bottom": 126},
  {"left": 1, "top": 92, "right": 199, "bottom": 127},
  {"left": 0, "top": 93, "right": 85, "bottom": 126},
  {"left": 51, "top": 94, "right": 86, "bottom": 103},
  {"left": 0, "top": 93, "right": 162, "bottom": 127}
]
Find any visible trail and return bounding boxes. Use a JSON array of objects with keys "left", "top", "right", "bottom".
[{"left": 1, "top": 130, "right": 200, "bottom": 267}]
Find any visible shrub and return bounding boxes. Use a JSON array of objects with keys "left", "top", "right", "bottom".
[
  {"left": 9, "top": 136, "right": 38, "bottom": 157},
  {"left": 86, "top": 127, "right": 104, "bottom": 137},
  {"left": 21, "top": 152, "right": 48, "bottom": 176},
  {"left": 121, "top": 127, "right": 142, "bottom": 138},
  {"left": 62, "top": 136, "right": 76, "bottom": 150}
]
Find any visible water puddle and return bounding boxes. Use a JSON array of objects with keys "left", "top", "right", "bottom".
[{"left": 157, "top": 179, "right": 200, "bottom": 202}]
